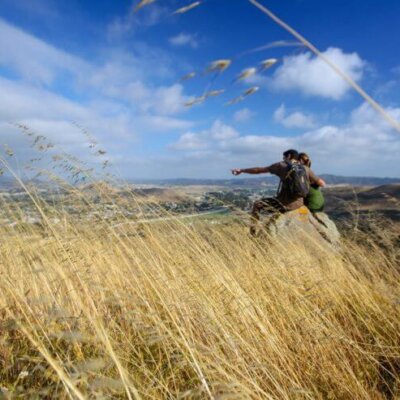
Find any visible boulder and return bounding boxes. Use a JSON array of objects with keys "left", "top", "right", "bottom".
[{"left": 264, "top": 206, "right": 341, "bottom": 251}]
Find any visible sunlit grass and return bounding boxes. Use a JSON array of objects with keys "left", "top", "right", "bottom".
[{"left": 0, "top": 179, "right": 399, "bottom": 399}]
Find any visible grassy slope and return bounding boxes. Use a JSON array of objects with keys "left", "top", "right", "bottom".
[{"left": 0, "top": 188, "right": 399, "bottom": 400}]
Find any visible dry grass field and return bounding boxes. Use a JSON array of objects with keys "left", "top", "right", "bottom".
[
  {"left": 0, "top": 181, "right": 400, "bottom": 399},
  {"left": 1, "top": 0, "right": 400, "bottom": 398}
]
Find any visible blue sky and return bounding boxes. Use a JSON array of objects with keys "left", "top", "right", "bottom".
[{"left": 1, "top": 0, "right": 400, "bottom": 179}]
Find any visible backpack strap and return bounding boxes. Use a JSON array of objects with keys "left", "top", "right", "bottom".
[{"left": 276, "top": 161, "right": 291, "bottom": 196}]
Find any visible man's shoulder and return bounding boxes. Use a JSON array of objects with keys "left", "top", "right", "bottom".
[
  {"left": 268, "top": 161, "right": 288, "bottom": 170},
  {"left": 267, "top": 161, "right": 289, "bottom": 177}
]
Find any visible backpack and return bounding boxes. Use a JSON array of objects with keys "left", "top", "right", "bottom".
[{"left": 278, "top": 162, "right": 310, "bottom": 199}]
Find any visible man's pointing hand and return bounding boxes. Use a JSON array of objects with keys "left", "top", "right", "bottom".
[{"left": 231, "top": 168, "right": 242, "bottom": 176}]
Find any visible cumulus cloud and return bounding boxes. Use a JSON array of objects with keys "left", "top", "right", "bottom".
[
  {"left": 271, "top": 47, "right": 365, "bottom": 100},
  {"left": 0, "top": 18, "right": 89, "bottom": 86},
  {"left": 296, "top": 105, "right": 400, "bottom": 173},
  {"left": 233, "top": 108, "right": 255, "bottom": 123},
  {"left": 0, "top": 77, "right": 137, "bottom": 148},
  {"left": 0, "top": 77, "right": 88, "bottom": 121},
  {"left": 145, "top": 84, "right": 188, "bottom": 115},
  {"left": 0, "top": 19, "right": 185, "bottom": 112},
  {"left": 169, "top": 33, "right": 198, "bottom": 49},
  {"left": 170, "top": 120, "right": 239, "bottom": 151},
  {"left": 166, "top": 103, "right": 400, "bottom": 177},
  {"left": 273, "top": 104, "right": 316, "bottom": 129},
  {"left": 140, "top": 115, "right": 193, "bottom": 132},
  {"left": 210, "top": 120, "right": 239, "bottom": 140},
  {"left": 0, "top": 18, "right": 194, "bottom": 174},
  {"left": 171, "top": 132, "right": 208, "bottom": 151},
  {"left": 2, "top": 16, "right": 397, "bottom": 179},
  {"left": 107, "top": 80, "right": 188, "bottom": 116}
]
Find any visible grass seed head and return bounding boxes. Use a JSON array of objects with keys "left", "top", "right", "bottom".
[
  {"left": 243, "top": 86, "right": 260, "bottom": 96},
  {"left": 259, "top": 58, "right": 278, "bottom": 71},
  {"left": 205, "top": 89, "right": 225, "bottom": 98},
  {"left": 234, "top": 67, "right": 257, "bottom": 82},
  {"left": 226, "top": 96, "right": 244, "bottom": 105},
  {"left": 185, "top": 96, "right": 206, "bottom": 107},
  {"left": 205, "top": 59, "right": 232, "bottom": 74},
  {"left": 134, "top": 0, "right": 156, "bottom": 12},
  {"left": 173, "top": 1, "right": 202, "bottom": 15},
  {"left": 180, "top": 72, "right": 196, "bottom": 81}
]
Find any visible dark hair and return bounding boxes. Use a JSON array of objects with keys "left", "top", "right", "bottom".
[
  {"left": 299, "top": 152, "right": 311, "bottom": 167},
  {"left": 283, "top": 149, "right": 299, "bottom": 160}
]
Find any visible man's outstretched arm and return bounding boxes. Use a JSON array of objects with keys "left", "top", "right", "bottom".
[{"left": 232, "top": 166, "right": 269, "bottom": 176}]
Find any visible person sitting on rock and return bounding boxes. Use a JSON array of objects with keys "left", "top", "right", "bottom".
[
  {"left": 299, "top": 152, "right": 326, "bottom": 213},
  {"left": 231, "top": 149, "right": 325, "bottom": 236}
]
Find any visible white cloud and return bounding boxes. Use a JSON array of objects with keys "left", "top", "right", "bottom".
[
  {"left": 140, "top": 115, "right": 194, "bottom": 132},
  {"left": 0, "top": 19, "right": 184, "bottom": 115},
  {"left": 171, "top": 132, "right": 208, "bottom": 151},
  {"left": 273, "top": 104, "right": 315, "bottom": 129},
  {"left": 0, "top": 18, "right": 89, "bottom": 86},
  {"left": 166, "top": 103, "right": 400, "bottom": 178},
  {"left": 0, "top": 18, "right": 195, "bottom": 175},
  {"left": 219, "top": 135, "right": 290, "bottom": 156},
  {"left": 170, "top": 120, "right": 239, "bottom": 151},
  {"left": 272, "top": 47, "right": 365, "bottom": 100},
  {"left": 209, "top": 120, "right": 239, "bottom": 140},
  {"left": 144, "top": 84, "right": 188, "bottom": 115},
  {"left": 0, "top": 77, "right": 87, "bottom": 121},
  {"left": 0, "top": 77, "right": 137, "bottom": 148},
  {"left": 291, "top": 104, "right": 400, "bottom": 174},
  {"left": 169, "top": 33, "right": 198, "bottom": 49},
  {"left": 2, "top": 16, "right": 397, "bottom": 179},
  {"left": 233, "top": 108, "right": 255, "bottom": 123}
]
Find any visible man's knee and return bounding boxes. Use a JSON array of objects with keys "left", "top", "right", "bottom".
[{"left": 254, "top": 197, "right": 285, "bottom": 214}]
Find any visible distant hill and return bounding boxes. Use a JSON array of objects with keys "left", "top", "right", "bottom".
[
  {"left": 323, "top": 184, "right": 400, "bottom": 223},
  {"left": 130, "top": 175, "right": 400, "bottom": 188},
  {"left": 319, "top": 175, "right": 400, "bottom": 186},
  {"left": 1, "top": 174, "right": 399, "bottom": 191},
  {"left": 358, "top": 184, "right": 400, "bottom": 199}
]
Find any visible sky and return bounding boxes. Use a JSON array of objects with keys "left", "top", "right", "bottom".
[{"left": 1, "top": 0, "right": 400, "bottom": 180}]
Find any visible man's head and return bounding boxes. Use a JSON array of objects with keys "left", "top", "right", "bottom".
[{"left": 283, "top": 149, "right": 299, "bottom": 161}]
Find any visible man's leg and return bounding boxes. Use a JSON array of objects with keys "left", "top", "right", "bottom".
[
  {"left": 250, "top": 199, "right": 265, "bottom": 236},
  {"left": 250, "top": 197, "right": 285, "bottom": 236}
]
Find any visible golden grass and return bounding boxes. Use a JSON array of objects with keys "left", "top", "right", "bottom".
[
  {"left": 1, "top": 2, "right": 399, "bottom": 395},
  {"left": 0, "top": 185, "right": 399, "bottom": 399}
]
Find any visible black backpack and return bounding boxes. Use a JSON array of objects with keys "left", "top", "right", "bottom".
[{"left": 278, "top": 162, "right": 310, "bottom": 199}]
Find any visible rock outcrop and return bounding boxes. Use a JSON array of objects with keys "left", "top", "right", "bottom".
[{"left": 265, "top": 206, "right": 341, "bottom": 251}]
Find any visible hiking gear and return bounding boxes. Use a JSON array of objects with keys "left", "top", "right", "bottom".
[
  {"left": 277, "top": 162, "right": 310, "bottom": 199},
  {"left": 305, "top": 185, "right": 325, "bottom": 212}
]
